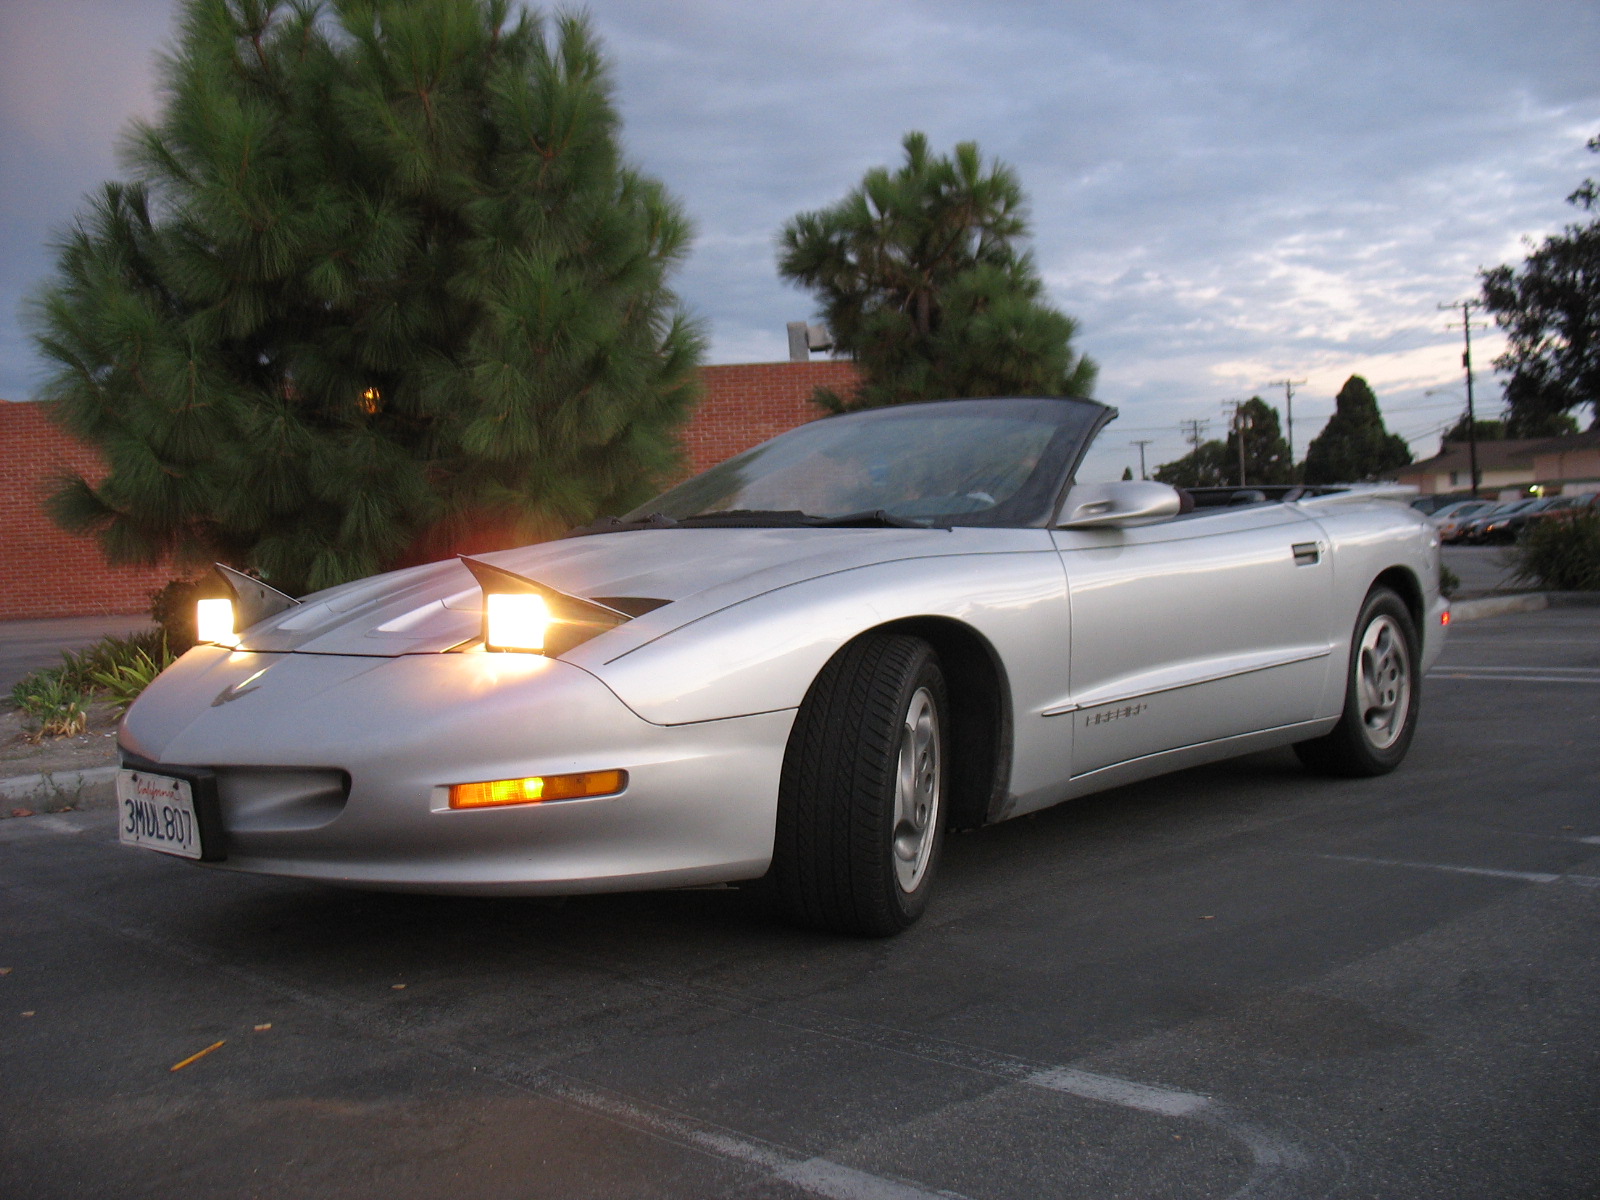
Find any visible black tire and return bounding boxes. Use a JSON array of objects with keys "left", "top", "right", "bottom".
[
  {"left": 1294, "top": 587, "right": 1419, "bottom": 777},
  {"left": 771, "top": 633, "right": 949, "bottom": 937}
]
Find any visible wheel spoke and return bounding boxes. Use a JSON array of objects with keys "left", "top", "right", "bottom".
[{"left": 892, "top": 687, "right": 941, "bottom": 891}]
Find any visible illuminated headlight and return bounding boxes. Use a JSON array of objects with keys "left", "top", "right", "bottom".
[
  {"left": 484, "top": 592, "right": 551, "bottom": 652},
  {"left": 449, "top": 769, "right": 627, "bottom": 809},
  {"left": 196, "top": 597, "right": 239, "bottom": 646}
]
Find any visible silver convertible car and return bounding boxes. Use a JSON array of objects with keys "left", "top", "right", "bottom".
[{"left": 118, "top": 397, "right": 1447, "bottom": 935}]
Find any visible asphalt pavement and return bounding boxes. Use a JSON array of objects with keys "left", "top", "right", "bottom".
[
  {"left": 0, "top": 614, "right": 154, "bottom": 693},
  {"left": 2, "top": 604, "right": 1597, "bottom": 1199}
]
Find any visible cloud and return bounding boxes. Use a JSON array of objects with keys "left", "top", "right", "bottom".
[{"left": 1, "top": 0, "right": 1596, "bottom": 481}]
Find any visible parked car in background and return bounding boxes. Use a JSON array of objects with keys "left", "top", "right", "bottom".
[
  {"left": 1432, "top": 500, "right": 1498, "bottom": 543},
  {"left": 1410, "top": 493, "right": 1474, "bottom": 516},
  {"left": 1461, "top": 498, "right": 1540, "bottom": 543},
  {"left": 1513, "top": 493, "right": 1600, "bottom": 538},
  {"left": 1479, "top": 496, "right": 1568, "bottom": 543}
]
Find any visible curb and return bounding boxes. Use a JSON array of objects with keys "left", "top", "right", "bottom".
[
  {"left": 1, "top": 764, "right": 118, "bottom": 807},
  {"left": 1449, "top": 590, "right": 1600, "bottom": 621},
  {"left": 1448, "top": 594, "right": 1549, "bottom": 621}
]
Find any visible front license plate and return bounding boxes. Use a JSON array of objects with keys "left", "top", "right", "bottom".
[{"left": 117, "top": 770, "right": 202, "bottom": 859}]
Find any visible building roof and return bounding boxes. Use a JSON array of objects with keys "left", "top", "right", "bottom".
[
  {"left": 1392, "top": 438, "right": 1543, "bottom": 479},
  {"left": 1391, "top": 427, "right": 1600, "bottom": 482},
  {"left": 1531, "top": 426, "right": 1600, "bottom": 454}
]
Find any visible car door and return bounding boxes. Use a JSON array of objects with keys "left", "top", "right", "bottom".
[{"left": 1052, "top": 503, "right": 1335, "bottom": 779}]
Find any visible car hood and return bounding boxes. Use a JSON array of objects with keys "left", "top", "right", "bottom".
[{"left": 231, "top": 526, "right": 1005, "bottom": 658}]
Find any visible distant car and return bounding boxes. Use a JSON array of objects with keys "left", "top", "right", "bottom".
[
  {"left": 1512, "top": 493, "right": 1600, "bottom": 538},
  {"left": 115, "top": 396, "right": 1448, "bottom": 936},
  {"left": 1410, "top": 493, "right": 1474, "bottom": 516},
  {"left": 1479, "top": 496, "right": 1565, "bottom": 543},
  {"left": 1461, "top": 499, "right": 1539, "bottom": 543},
  {"left": 1434, "top": 500, "right": 1498, "bottom": 543}
]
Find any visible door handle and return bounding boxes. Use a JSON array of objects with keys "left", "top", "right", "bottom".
[{"left": 1292, "top": 542, "right": 1321, "bottom": 566}]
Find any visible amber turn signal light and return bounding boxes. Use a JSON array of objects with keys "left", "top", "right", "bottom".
[{"left": 448, "top": 769, "right": 627, "bottom": 809}]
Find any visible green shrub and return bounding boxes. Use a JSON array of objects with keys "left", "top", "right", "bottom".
[
  {"left": 150, "top": 579, "right": 203, "bottom": 654},
  {"left": 1514, "top": 510, "right": 1600, "bottom": 590},
  {"left": 56, "top": 629, "right": 171, "bottom": 693},
  {"left": 11, "top": 672, "right": 91, "bottom": 742},
  {"left": 1439, "top": 565, "right": 1461, "bottom": 597},
  {"left": 89, "top": 643, "right": 177, "bottom": 711},
  {"left": 9, "top": 629, "right": 175, "bottom": 735}
]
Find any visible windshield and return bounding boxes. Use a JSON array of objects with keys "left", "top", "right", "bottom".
[{"left": 627, "top": 397, "right": 1111, "bottom": 527}]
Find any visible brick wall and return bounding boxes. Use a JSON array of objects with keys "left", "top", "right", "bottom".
[
  {"left": 683, "top": 360, "right": 858, "bottom": 475},
  {"left": 0, "top": 359, "right": 859, "bottom": 621},
  {"left": 0, "top": 402, "right": 177, "bottom": 620}
]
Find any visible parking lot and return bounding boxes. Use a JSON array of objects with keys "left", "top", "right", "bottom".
[{"left": 3, "top": 603, "right": 1598, "bottom": 1199}]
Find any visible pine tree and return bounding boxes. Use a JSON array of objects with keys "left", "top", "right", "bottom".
[
  {"left": 1481, "top": 133, "right": 1600, "bottom": 434},
  {"left": 776, "top": 133, "right": 1095, "bottom": 412},
  {"left": 1440, "top": 414, "right": 1507, "bottom": 444},
  {"left": 1153, "top": 441, "right": 1232, "bottom": 488},
  {"left": 1225, "top": 397, "right": 1294, "bottom": 485},
  {"left": 29, "top": 0, "right": 703, "bottom": 595},
  {"left": 1301, "top": 376, "right": 1411, "bottom": 484}
]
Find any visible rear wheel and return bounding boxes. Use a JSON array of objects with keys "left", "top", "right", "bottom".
[
  {"left": 1294, "top": 587, "right": 1419, "bottom": 777},
  {"left": 771, "top": 633, "right": 948, "bottom": 936}
]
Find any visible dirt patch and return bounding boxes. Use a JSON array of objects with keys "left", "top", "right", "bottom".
[{"left": 1, "top": 702, "right": 122, "bottom": 817}]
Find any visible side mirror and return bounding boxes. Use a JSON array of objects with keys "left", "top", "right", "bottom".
[{"left": 1057, "top": 481, "right": 1183, "bottom": 529}]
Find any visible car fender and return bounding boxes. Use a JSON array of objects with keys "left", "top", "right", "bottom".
[{"left": 583, "top": 545, "right": 1071, "bottom": 738}]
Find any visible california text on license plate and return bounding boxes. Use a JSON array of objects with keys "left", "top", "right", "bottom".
[{"left": 117, "top": 769, "right": 202, "bottom": 859}]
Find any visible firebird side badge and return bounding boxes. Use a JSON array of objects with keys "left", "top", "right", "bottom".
[{"left": 1084, "top": 702, "right": 1149, "bottom": 727}]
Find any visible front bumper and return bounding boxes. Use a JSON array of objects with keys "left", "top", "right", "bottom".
[{"left": 120, "top": 647, "right": 793, "bottom": 894}]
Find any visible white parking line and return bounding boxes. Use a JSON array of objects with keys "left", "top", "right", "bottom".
[
  {"left": 776, "top": 1158, "right": 968, "bottom": 1200},
  {"left": 1432, "top": 665, "right": 1600, "bottom": 673},
  {"left": 1028, "top": 1066, "right": 1210, "bottom": 1116},
  {"left": 1429, "top": 672, "right": 1600, "bottom": 684},
  {"left": 1321, "top": 853, "right": 1600, "bottom": 887}
]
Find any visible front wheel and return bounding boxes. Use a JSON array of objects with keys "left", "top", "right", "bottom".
[
  {"left": 771, "top": 633, "right": 948, "bottom": 936},
  {"left": 1294, "top": 587, "right": 1419, "bottom": 777}
]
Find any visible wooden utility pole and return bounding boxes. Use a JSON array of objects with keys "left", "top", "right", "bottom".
[
  {"left": 1130, "top": 439, "right": 1153, "bottom": 479},
  {"left": 1222, "top": 400, "right": 1249, "bottom": 486},
  {"left": 1265, "top": 377, "right": 1306, "bottom": 470},
  {"left": 1438, "top": 299, "right": 1486, "bottom": 496}
]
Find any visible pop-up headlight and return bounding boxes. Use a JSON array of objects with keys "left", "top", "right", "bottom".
[
  {"left": 196, "top": 597, "right": 238, "bottom": 647},
  {"left": 195, "top": 564, "right": 301, "bottom": 647},
  {"left": 484, "top": 592, "right": 551, "bottom": 652},
  {"left": 460, "top": 556, "right": 631, "bottom": 657}
]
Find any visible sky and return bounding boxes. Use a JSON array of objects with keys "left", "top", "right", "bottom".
[{"left": 2, "top": 0, "right": 1597, "bottom": 479}]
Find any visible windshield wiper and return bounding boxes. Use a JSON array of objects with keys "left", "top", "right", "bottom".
[
  {"left": 805, "top": 509, "right": 942, "bottom": 529},
  {"left": 566, "top": 508, "right": 944, "bottom": 538},
  {"left": 563, "top": 512, "right": 680, "bottom": 537},
  {"left": 679, "top": 508, "right": 942, "bottom": 529}
]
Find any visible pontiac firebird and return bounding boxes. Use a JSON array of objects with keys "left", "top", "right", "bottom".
[{"left": 117, "top": 397, "right": 1447, "bottom": 935}]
